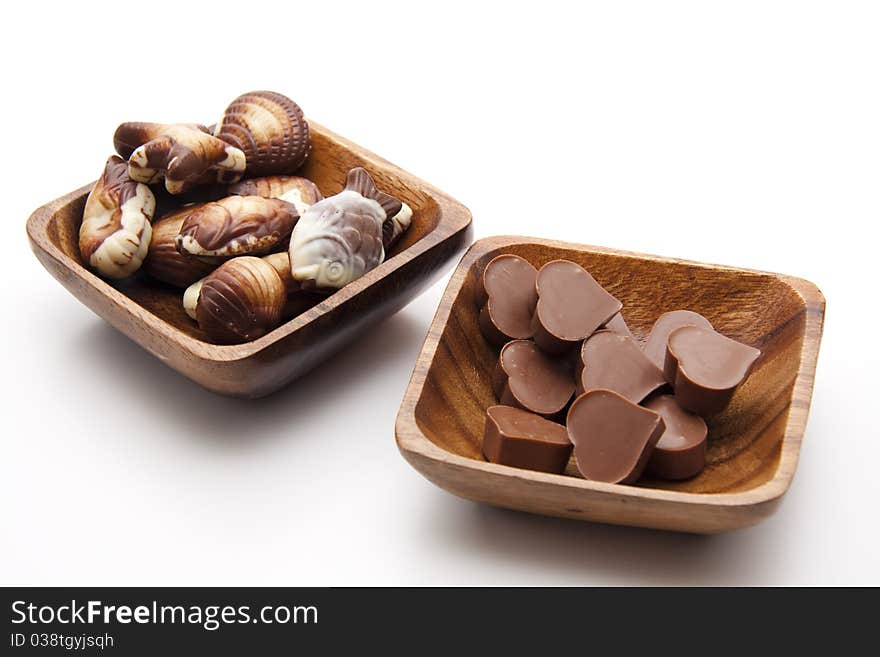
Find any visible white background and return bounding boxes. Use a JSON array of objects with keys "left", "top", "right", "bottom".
[{"left": 2, "top": 1, "right": 878, "bottom": 585}]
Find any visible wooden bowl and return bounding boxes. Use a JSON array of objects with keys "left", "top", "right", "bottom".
[
  {"left": 27, "top": 122, "right": 472, "bottom": 398},
  {"left": 395, "top": 236, "right": 824, "bottom": 533}
]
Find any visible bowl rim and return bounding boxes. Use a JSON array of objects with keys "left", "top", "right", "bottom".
[
  {"left": 395, "top": 235, "right": 825, "bottom": 509},
  {"left": 26, "top": 121, "right": 473, "bottom": 363}
]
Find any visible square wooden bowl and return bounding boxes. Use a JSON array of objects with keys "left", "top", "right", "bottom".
[
  {"left": 395, "top": 236, "right": 824, "bottom": 533},
  {"left": 27, "top": 122, "right": 472, "bottom": 398}
]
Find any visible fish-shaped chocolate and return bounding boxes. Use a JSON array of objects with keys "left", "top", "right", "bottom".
[{"left": 288, "top": 167, "right": 403, "bottom": 290}]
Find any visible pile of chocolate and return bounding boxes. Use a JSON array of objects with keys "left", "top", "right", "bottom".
[
  {"left": 477, "top": 255, "right": 761, "bottom": 484},
  {"left": 78, "top": 91, "right": 411, "bottom": 344}
]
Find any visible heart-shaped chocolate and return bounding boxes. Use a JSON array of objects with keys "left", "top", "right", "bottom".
[
  {"left": 493, "top": 340, "right": 575, "bottom": 417},
  {"left": 604, "top": 312, "right": 635, "bottom": 339},
  {"left": 577, "top": 330, "right": 667, "bottom": 402},
  {"left": 531, "top": 260, "right": 622, "bottom": 355},
  {"left": 643, "top": 310, "right": 713, "bottom": 371},
  {"left": 566, "top": 390, "right": 666, "bottom": 484},
  {"left": 475, "top": 254, "right": 538, "bottom": 346},
  {"left": 644, "top": 394, "right": 708, "bottom": 480},
  {"left": 483, "top": 405, "right": 572, "bottom": 473},
  {"left": 665, "top": 326, "right": 761, "bottom": 416}
]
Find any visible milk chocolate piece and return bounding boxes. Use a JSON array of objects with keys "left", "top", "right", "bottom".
[
  {"left": 566, "top": 390, "right": 666, "bottom": 484},
  {"left": 493, "top": 340, "right": 575, "bottom": 417},
  {"left": 483, "top": 406, "right": 572, "bottom": 473},
  {"left": 644, "top": 310, "right": 713, "bottom": 371},
  {"left": 531, "top": 260, "right": 622, "bottom": 354},
  {"left": 645, "top": 395, "right": 708, "bottom": 480},
  {"left": 665, "top": 326, "right": 761, "bottom": 416},
  {"left": 604, "top": 312, "right": 635, "bottom": 339},
  {"left": 577, "top": 330, "right": 667, "bottom": 402},
  {"left": 475, "top": 254, "right": 538, "bottom": 346}
]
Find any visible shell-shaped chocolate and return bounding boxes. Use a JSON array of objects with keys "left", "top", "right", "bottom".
[
  {"left": 227, "top": 175, "right": 323, "bottom": 216},
  {"left": 143, "top": 208, "right": 219, "bottom": 288},
  {"left": 261, "top": 252, "right": 297, "bottom": 293},
  {"left": 214, "top": 91, "right": 311, "bottom": 177},
  {"left": 196, "top": 256, "right": 286, "bottom": 344},
  {"left": 79, "top": 156, "right": 155, "bottom": 279},
  {"left": 260, "top": 252, "right": 329, "bottom": 320},
  {"left": 175, "top": 195, "right": 297, "bottom": 258}
]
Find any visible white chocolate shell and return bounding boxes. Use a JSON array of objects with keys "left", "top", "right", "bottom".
[{"left": 214, "top": 91, "right": 311, "bottom": 178}]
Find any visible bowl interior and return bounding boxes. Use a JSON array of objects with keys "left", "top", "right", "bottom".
[
  {"left": 414, "top": 242, "right": 809, "bottom": 495},
  {"left": 44, "top": 127, "right": 443, "bottom": 342}
]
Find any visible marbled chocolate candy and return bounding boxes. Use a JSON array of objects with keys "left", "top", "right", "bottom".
[{"left": 288, "top": 167, "right": 402, "bottom": 291}]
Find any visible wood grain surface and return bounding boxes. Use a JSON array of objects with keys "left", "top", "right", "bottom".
[
  {"left": 27, "top": 123, "right": 473, "bottom": 397},
  {"left": 395, "top": 236, "right": 825, "bottom": 533}
]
